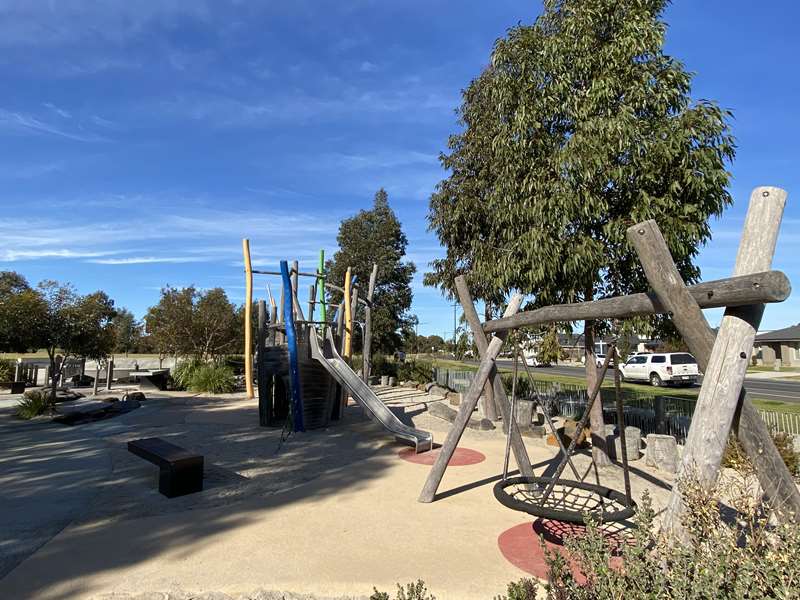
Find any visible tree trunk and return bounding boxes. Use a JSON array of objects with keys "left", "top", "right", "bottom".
[
  {"left": 584, "top": 319, "right": 611, "bottom": 467},
  {"left": 482, "top": 302, "right": 498, "bottom": 421}
]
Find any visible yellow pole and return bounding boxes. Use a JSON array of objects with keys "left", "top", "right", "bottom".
[
  {"left": 344, "top": 267, "right": 353, "bottom": 359},
  {"left": 242, "top": 239, "right": 254, "bottom": 399}
]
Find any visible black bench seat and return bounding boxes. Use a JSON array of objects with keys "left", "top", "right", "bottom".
[{"left": 127, "top": 437, "right": 204, "bottom": 498}]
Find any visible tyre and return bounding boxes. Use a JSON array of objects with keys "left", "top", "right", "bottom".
[{"left": 650, "top": 372, "right": 662, "bottom": 387}]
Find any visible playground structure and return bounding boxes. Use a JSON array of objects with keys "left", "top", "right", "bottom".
[
  {"left": 416, "top": 187, "right": 799, "bottom": 535},
  {"left": 241, "top": 243, "right": 433, "bottom": 452}
]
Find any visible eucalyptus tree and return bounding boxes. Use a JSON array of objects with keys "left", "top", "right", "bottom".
[{"left": 427, "top": 0, "right": 735, "bottom": 464}]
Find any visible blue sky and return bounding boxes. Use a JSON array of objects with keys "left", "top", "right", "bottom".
[{"left": 1, "top": 1, "right": 798, "bottom": 338}]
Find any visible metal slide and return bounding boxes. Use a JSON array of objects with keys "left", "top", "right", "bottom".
[{"left": 310, "top": 328, "right": 433, "bottom": 453}]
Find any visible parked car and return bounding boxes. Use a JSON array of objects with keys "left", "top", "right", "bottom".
[
  {"left": 620, "top": 352, "right": 699, "bottom": 387},
  {"left": 524, "top": 354, "right": 550, "bottom": 367},
  {"left": 594, "top": 354, "right": 606, "bottom": 368}
]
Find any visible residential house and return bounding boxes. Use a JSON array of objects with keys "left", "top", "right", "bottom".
[{"left": 754, "top": 324, "right": 800, "bottom": 367}]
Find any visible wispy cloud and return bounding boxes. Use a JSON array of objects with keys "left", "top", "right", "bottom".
[
  {"left": 0, "top": 108, "right": 107, "bottom": 142},
  {"left": 87, "top": 256, "right": 213, "bottom": 265},
  {"left": 0, "top": 248, "right": 119, "bottom": 261},
  {"left": 0, "top": 161, "right": 65, "bottom": 180},
  {"left": 359, "top": 61, "right": 378, "bottom": 73}
]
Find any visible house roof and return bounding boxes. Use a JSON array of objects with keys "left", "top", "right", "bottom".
[{"left": 755, "top": 324, "right": 800, "bottom": 343}]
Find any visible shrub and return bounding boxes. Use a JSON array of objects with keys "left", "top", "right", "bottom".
[
  {"left": 371, "top": 354, "right": 398, "bottom": 378},
  {"left": 16, "top": 390, "right": 49, "bottom": 419},
  {"left": 0, "top": 359, "right": 14, "bottom": 381},
  {"left": 723, "top": 429, "right": 799, "bottom": 477},
  {"left": 187, "top": 363, "right": 236, "bottom": 394},
  {"left": 371, "top": 580, "right": 435, "bottom": 600},
  {"left": 397, "top": 359, "right": 434, "bottom": 383},
  {"left": 543, "top": 474, "right": 800, "bottom": 599},
  {"left": 495, "top": 578, "right": 539, "bottom": 600},
  {"left": 171, "top": 358, "right": 204, "bottom": 390}
]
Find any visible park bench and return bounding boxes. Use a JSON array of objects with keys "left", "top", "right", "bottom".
[
  {"left": 0, "top": 381, "right": 25, "bottom": 394},
  {"left": 127, "top": 437, "right": 204, "bottom": 498}
]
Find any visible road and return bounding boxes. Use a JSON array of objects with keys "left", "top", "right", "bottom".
[{"left": 487, "top": 360, "right": 800, "bottom": 403}]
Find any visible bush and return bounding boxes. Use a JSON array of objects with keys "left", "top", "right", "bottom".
[
  {"left": 171, "top": 358, "right": 204, "bottom": 390},
  {"left": 371, "top": 354, "right": 398, "bottom": 378},
  {"left": 723, "top": 429, "right": 799, "bottom": 477},
  {"left": 16, "top": 390, "right": 49, "bottom": 419},
  {"left": 397, "top": 359, "right": 434, "bottom": 383},
  {"left": 496, "top": 578, "right": 538, "bottom": 600},
  {"left": 542, "top": 474, "right": 800, "bottom": 599},
  {"left": 187, "top": 363, "right": 236, "bottom": 394},
  {"left": 371, "top": 580, "right": 435, "bottom": 600},
  {"left": 0, "top": 359, "right": 14, "bottom": 381}
]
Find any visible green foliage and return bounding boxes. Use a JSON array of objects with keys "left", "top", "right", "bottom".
[
  {"left": 397, "top": 359, "right": 434, "bottom": 383},
  {"left": 543, "top": 479, "right": 800, "bottom": 599},
  {"left": 537, "top": 326, "right": 562, "bottom": 365},
  {"left": 16, "top": 390, "right": 49, "bottom": 419},
  {"left": 371, "top": 580, "right": 435, "bottom": 600},
  {"left": 171, "top": 358, "right": 205, "bottom": 390},
  {"left": 145, "top": 286, "right": 241, "bottom": 360},
  {"left": 495, "top": 578, "right": 539, "bottom": 600},
  {"left": 0, "top": 359, "right": 14, "bottom": 381},
  {"left": 371, "top": 353, "right": 397, "bottom": 378},
  {"left": 326, "top": 189, "right": 416, "bottom": 354},
  {"left": 187, "top": 363, "right": 236, "bottom": 394},
  {"left": 0, "top": 271, "right": 48, "bottom": 353},
  {"left": 426, "top": 0, "right": 735, "bottom": 318},
  {"left": 111, "top": 308, "right": 143, "bottom": 355}
]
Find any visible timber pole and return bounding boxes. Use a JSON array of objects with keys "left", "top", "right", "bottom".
[
  {"left": 344, "top": 267, "right": 353, "bottom": 358},
  {"left": 638, "top": 187, "right": 788, "bottom": 537},
  {"left": 456, "top": 277, "right": 535, "bottom": 479},
  {"left": 419, "top": 293, "right": 524, "bottom": 503},
  {"left": 362, "top": 263, "right": 378, "bottom": 384},
  {"left": 242, "top": 238, "right": 255, "bottom": 399},
  {"left": 629, "top": 217, "right": 800, "bottom": 526}
]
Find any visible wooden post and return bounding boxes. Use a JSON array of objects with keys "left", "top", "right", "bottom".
[
  {"left": 635, "top": 187, "right": 786, "bottom": 537},
  {"left": 481, "top": 303, "right": 499, "bottom": 420},
  {"left": 278, "top": 286, "right": 285, "bottom": 345},
  {"left": 291, "top": 260, "right": 299, "bottom": 319},
  {"left": 349, "top": 286, "right": 359, "bottom": 362},
  {"left": 14, "top": 360, "right": 21, "bottom": 382},
  {"left": 419, "top": 293, "right": 524, "bottom": 503},
  {"left": 456, "top": 277, "right": 535, "bottom": 479},
  {"left": 362, "top": 263, "right": 378, "bottom": 384},
  {"left": 106, "top": 358, "right": 114, "bottom": 391},
  {"left": 344, "top": 267, "right": 353, "bottom": 358},
  {"left": 317, "top": 250, "right": 327, "bottom": 325},
  {"left": 629, "top": 209, "right": 799, "bottom": 528},
  {"left": 242, "top": 239, "right": 255, "bottom": 399}
]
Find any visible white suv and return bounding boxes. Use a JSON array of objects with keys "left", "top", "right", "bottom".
[{"left": 620, "top": 352, "right": 699, "bottom": 387}]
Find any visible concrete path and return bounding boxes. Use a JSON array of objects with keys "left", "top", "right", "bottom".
[
  {"left": 0, "top": 387, "right": 678, "bottom": 600},
  {"left": 0, "top": 404, "right": 111, "bottom": 579}
]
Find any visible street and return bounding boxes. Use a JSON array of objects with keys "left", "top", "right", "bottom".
[{"left": 490, "top": 360, "right": 800, "bottom": 403}]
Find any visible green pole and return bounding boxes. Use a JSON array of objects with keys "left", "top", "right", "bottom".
[{"left": 317, "top": 249, "right": 327, "bottom": 325}]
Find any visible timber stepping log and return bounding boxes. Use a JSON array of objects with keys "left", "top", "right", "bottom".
[{"left": 128, "top": 437, "right": 204, "bottom": 498}]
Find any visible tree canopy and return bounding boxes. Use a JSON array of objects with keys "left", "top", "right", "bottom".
[
  {"left": 427, "top": 0, "right": 735, "bottom": 308},
  {"left": 0, "top": 272, "right": 48, "bottom": 353},
  {"left": 110, "top": 308, "right": 143, "bottom": 356},
  {"left": 326, "top": 189, "right": 416, "bottom": 354},
  {"left": 145, "top": 286, "right": 241, "bottom": 360}
]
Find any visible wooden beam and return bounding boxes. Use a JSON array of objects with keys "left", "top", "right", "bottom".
[
  {"left": 419, "top": 293, "right": 524, "bottom": 503},
  {"left": 629, "top": 218, "right": 800, "bottom": 526},
  {"left": 242, "top": 238, "right": 255, "bottom": 399},
  {"left": 482, "top": 271, "right": 790, "bottom": 334},
  {"left": 344, "top": 267, "right": 353, "bottom": 358},
  {"left": 455, "top": 276, "right": 535, "bottom": 480},
  {"left": 641, "top": 187, "right": 787, "bottom": 537},
  {"left": 362, "top": 263, "right": 378, "bottom": 383}
]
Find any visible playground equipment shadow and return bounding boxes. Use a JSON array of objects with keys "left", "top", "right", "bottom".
[{"left": 0, "top": 387, "right": 681, "bottom": 600}]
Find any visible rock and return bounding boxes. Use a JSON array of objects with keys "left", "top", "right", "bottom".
[
  {"left": 476, "top": 418, "right": 496, "bottom": 431},
  {"left": 514, "top": 401, "right": 534, "bottom": 429},
  {"left": 126, "top": 391, "right": 147, "bottom": 403},
  {"left": 447, "top": 391, "right": 461, "bottom": 406},
  {"left": 609, "top": 426, "right": 641, "bottom": 461},
  {"left": 380, "top": 375, "right": 389, "bottom": 386},
  {"left": 645, "top": 434, "right": 679, "bottom": 473},
  {"left": 71, "top": 374, "right": 94, "bottom": 387},
  {"left": 423, "top": 382, "right": 436, "bottom": 393},
  {"left": 402, "top": 380, "right": 419, "bottom": 389},
  {"left": 428, "top": 384, "right": 449, "bottom": 398},
  {"left": 563, "top": 419, "right": 589, "bottom": 447},
  {"left": 388, "top": 376, "right": 396, "bottom": 387},
  {"left": 428, "top": 401, "right": 494, "bottom": 430}
]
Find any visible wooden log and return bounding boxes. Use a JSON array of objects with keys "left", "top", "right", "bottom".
[
  {"left": 482, "top": 271, "right": 790, "bottom": 334},
  {"left": 257, "top": 300, "right": 268, "bottom": 427},
  {"left": 645, "top": 187, "right": 786, "bottom": 537},
  {"left": 455, "top": 277, "right": 534, "bottom": 480},
  {"left": 269, "top": 303, "right": 277, "bottom": 346},
  {"left": 106, "top": 358, "right": 114, "bottom": 391},
  {"left": 344, "top": 267, "right": 353, "bottom": 358},
  {"left": 419, "top": 293, "right": 524, "bottom": 503},
  {"left": 349, "top": 286, "right": 359, "bottom": 362},
  {"left": 308, "top": 284, "right": 316, "bottom": 324},
  {"left": 362, "top": 263, "right": 378, "bottom": 384},
  {"left": 291, "top": 260, "right": 299, "bottom": 319},
  {"left": 317, "top": 249, "right": 327, "bottom": 324},
  {"left": 242, "top": 239, "right": 255, "bottom": 398},
  {"left": 628, "top": 218, "right": 800, "bottom": 525},
  {"left": 482, "top": 303, "right": 498, "bottom": 421}
]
